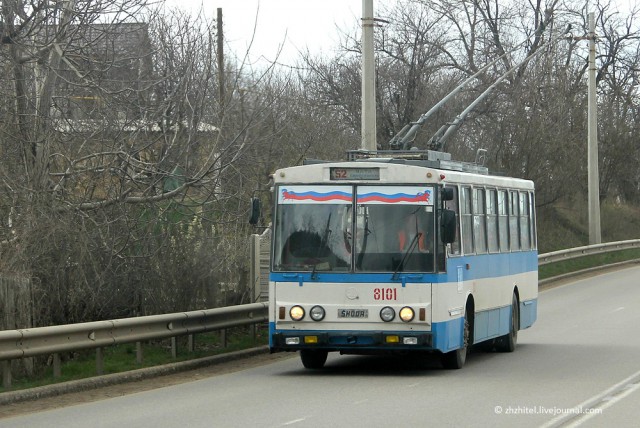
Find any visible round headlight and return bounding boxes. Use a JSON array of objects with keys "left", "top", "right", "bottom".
[
  {"left": 289, "top": 305, "right": 305, "bottom": 321},
  {"left": 380, "top": 306, "right": 395, "bottom": 322},
  {"left": 399, "top": 306, "right": 415, "bottom": 322},
  {"left": 310, "top": 305, "right": 326, "bottom": 321}
]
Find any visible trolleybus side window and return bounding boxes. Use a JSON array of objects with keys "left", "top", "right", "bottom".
[
  {"left": 473, "top": 188, "right": 487, "bottom": 254},
  {"left": 487, "top": 188, "right": 499, "bottom": 253},
  {"left": 443, "top": 185, "right": 460, "bottom": 256},
  {"left": 497, "top": 190, "right": 509, "bottom": 252},
  {"left": 519, "top": 191, "right": 531, "bottom": 250},
  {"left": 529, "top": 192, "right": 537, "bottom": 249},
  {"left": 460, "top": 186, "right": 474, "bottom": 254},
  {"left": 509, "top": 190, "right": 520, "bottom": 251}
]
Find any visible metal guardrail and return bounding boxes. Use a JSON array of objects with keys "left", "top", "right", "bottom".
[
  {"left": 1, "top": 302, "right": 268, "bottom": 361},
  {"left": 538, "top": 239, "right": 640, "bottom": 265},
  {"left": 2, "top": 239, "right": 640, "bottom": 388},
  {"left": 1, "top": 302, "right": 268, "bottom": 387}
]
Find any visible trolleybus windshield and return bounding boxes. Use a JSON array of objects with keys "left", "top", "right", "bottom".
[{"left": 273, "top": 185, "right": 436, "bottom": 273}]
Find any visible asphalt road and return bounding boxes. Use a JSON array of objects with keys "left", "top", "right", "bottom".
[{"left": 2, "top": 266, "right": 639, "bottom": 428}]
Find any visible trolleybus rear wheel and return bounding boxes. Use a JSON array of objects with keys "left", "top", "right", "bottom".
[{"left": 496, "top": 293, "right": 519, "bottom": 352}]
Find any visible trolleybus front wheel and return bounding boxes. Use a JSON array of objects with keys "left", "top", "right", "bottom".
[
  {"left": 300, "top": 349, "right": 328, "bottom": 369},
  {"left": 441, "top": 311, "right": 470, "bottom": 370}
]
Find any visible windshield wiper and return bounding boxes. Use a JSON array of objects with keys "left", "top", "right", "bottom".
[{"left": 392, "top": 232, "right": 422, "bottom": 280}]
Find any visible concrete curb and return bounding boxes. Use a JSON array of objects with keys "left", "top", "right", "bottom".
[{"left": 0, "top": 345, "right": 269, "bottom": 405}]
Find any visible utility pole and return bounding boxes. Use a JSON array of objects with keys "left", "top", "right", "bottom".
[
  {"left": 217, "top": 8, "right": 225, "bottom": 121},
  {"left": 361, "top": 0, "right": 376, "bottom": 151},
  {"left": 587, "top": 11, "right": 601, "bottom": 244}
]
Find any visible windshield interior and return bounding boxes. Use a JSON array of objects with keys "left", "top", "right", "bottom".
[{"left": 273, "top": 185, "right": 436, "bottom": 273}]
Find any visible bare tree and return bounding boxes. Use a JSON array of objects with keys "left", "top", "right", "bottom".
[
  {"left": 0, "top": 1, "right": 296, "bottom": 323},
  {"left": 1, "top": 0, "right": 638, "bottom": 327}
]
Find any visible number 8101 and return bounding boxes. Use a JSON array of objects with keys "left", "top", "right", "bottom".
[{"left": 374, "top": 288, "right": 397, "bottom": 301}]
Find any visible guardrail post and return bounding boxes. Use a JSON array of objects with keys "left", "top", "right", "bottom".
[
  {"left": 24, "top": 356, "right": 34, "bottom": 377},
  {"left": 136, "top": 341, "right": 143, "bottom": 364},
  {"left": 171, "top": 337, "right": 177, "bottom": 358},
  {"left": 96, "top": 347, "right": 104, "bottom": 375},
  {"left": 221, "top": 329, "right": 227, "bottom": 348},
  {"left": 188, "top": 334, "right": 194, "bottom": 353},
  {"left": 53, "top": 353, "right": 61, "bottom": 378},
  {"left": 2, "top": 360, "right": 11, "bottom": 388}
]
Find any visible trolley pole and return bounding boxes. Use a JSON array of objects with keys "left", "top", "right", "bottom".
[
  {"left": 361, "top": 0, "right": 377, "bottom": 151},
  {"left": 587, "top": 12, "right": 601, "bottom": 244}
]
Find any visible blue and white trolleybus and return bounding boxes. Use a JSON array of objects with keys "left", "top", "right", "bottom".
[{"left": 267, "top": 150, "right": 537, "bottom": 369}]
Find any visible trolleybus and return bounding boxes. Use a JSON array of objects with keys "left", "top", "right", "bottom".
[{"left": 267, "top": 150, "right": 537, "bottom": 369}]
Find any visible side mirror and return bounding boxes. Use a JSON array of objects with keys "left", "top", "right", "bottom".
[
  {"left": 440, "top": 209, "right": 456, "bottom": 244},
  {"left": 441, "top": 187, "right": 454, "bottom": 201},
  {"left": 248, "top": 197, "right": 261, "bottom": 225}
]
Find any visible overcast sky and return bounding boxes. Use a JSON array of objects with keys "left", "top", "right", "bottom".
[
  {"left": 163, "top": 0, "right": 636, "bottom": 67},
  {"left": 163, "top": 0, "right": 365, "bottom": 66}
]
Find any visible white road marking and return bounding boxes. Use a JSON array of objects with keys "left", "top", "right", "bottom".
[
  {"left": 282, "top": 418, "right": 307, "bottom": 426},
  {"left": 540, "top": 368, "right": 640, "bottom": 427},
  {"left": 564, "top": 382, "right": 640, "bottom": 427}
]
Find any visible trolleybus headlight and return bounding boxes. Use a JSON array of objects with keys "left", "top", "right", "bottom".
[
  {"left": 399, "top": 306, "right": 415, "bottom": 322},
  {"left": 309, "top": 305, "right": 325, "bottom": 321},
  {"left": 290, "top": 305, "right": 305, "bottom": 321},
  {"left": 380, "top": 306, "right": 395, "bottom": 322}
]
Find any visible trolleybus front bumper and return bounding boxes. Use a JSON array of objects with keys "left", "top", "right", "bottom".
[{"left": 271, "top": 330, "right": 433, "bottom": 352}]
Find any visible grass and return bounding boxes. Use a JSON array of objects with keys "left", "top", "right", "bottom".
[
  {"left": 539, "top": 248, "right": 640, "bottom": 280},
  {"left": 537, "top": 200, "right": 640, "bottom": 253},
  {"left": 1, "top": 327, "right": 267, "bottom": 393}
]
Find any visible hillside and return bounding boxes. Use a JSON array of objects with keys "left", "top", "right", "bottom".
[{"left": 537, "top": 199, "right": 640, "bottom": 253}]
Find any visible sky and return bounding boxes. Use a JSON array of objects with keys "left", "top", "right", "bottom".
[
  {"left": 163, "top": 0, "right": 636, "bottom": 67},
  {"left": 163, "top": 0, "right": 366, "bottom": 66}
]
